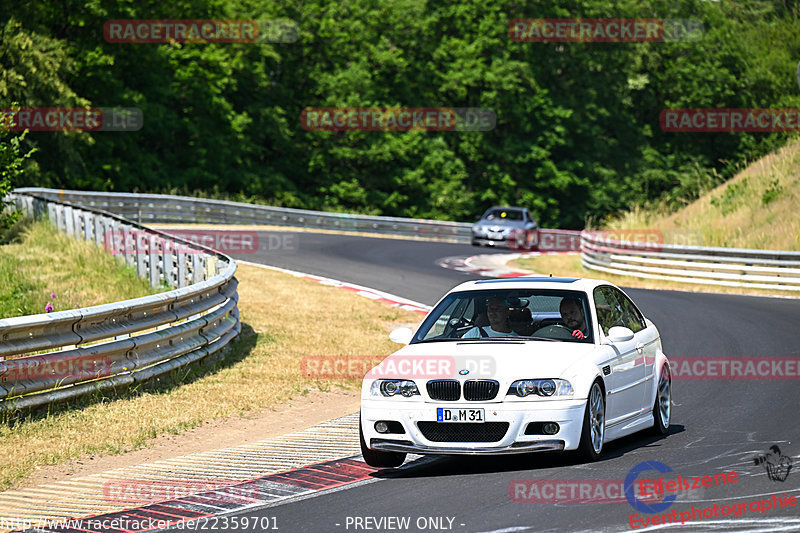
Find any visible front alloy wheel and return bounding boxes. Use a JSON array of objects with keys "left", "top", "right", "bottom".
[
  {"left": 652, "top": 364, "right": 671, "bottom": 435},
  {"left": 577, "top": 381, "right": 605, "bottom": 461}
]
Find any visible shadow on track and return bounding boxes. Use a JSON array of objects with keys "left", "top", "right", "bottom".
[{"left": 369, "top": 424, "right": 686, "bottom": 479}]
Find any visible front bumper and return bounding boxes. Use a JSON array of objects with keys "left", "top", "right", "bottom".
[
  {"left": 472, "top": 236, "right": 510, "bottom": 246},
  {"left": 370, "top": 439, "right": 565, "bottom": 455},
  {"left": 361, "top": 398, "right": 586, "bottom": 455}
]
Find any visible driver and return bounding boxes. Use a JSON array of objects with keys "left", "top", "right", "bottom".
[
  {"left": 559, "top": 297, "right": 588, "bottom": 340},
  {"left": 463, "top": 297, "right": 513, "bottom": 338}
]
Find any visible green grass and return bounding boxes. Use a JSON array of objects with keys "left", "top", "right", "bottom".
[{"left": 0, "top": 219, "right": 159, "bottom": 319}]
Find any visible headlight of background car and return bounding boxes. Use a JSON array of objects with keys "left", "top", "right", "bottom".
[
  {"left": 508, "top": 379, "right": 573, "bottom": 397},
  {"left": 370, "top": 379, "right": 420, "bottom": 398}
]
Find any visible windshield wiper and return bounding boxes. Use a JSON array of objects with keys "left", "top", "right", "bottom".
[
  {"left": 510, "top": 336, "right": 560, "bottom": 342},
  {"left": 454, "top": 336, "right": 530, "bottom": 342}
]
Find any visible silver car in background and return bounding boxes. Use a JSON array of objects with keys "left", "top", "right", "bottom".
[{"left": 471, "top": 206, "right": 539, "bottom": 250}]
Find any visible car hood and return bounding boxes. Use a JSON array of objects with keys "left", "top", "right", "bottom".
[
  {"left": 476, "top": 219, "right": 527, "bottom": 230},
  {"left": 370, "top": 340, "right": 598, "bottom": 382}
]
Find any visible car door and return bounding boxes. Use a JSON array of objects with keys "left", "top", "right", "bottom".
[
  {"left": 611, "top": 286, "right": 658, "bottom": 408},
  {"left": 593, "top": 286, "right": 647, "bottom": 427}
]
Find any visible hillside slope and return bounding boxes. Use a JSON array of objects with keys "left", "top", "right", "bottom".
[{"left": 608, "top": 138, "right": 800, "bottom": 251}]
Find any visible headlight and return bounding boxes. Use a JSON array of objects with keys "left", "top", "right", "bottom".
[
  {"left": 508, "top": 379, "right": 573, "bottom": 397},
  {"left": 370, "top": 379, "right": 420, "bottom": 398}
]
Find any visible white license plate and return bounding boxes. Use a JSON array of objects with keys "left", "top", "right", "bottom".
[{"left": 436, "top": 408, "right": 485, "bottom": 423}]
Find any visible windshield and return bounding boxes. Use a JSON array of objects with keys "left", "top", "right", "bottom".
[
  {"left": 482, "top": 208, "right": 524, "bottom": 221},
  {"left": 413, "top": 289, "right": 594, "bottom": 343}
]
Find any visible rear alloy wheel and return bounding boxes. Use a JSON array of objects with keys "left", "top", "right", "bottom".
[
  {"left": 577, "top": 381, "right": 605, "bottom": 462},
  {"left": 359, "top": 414, "right": 406, "bottom": 468},
  {"left": 652, "top": 364, "right": 671, "bottom": 435}
]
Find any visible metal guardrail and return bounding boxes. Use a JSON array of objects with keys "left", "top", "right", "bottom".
[
  {"left": 0, "top": 193, "right": 240, "bottom": 411},
  {"left": 14, "top": 188, "right": 474, "bottom": 242},
  {"left": 13, "top": 187, "right": 798, "bottom": 293},
  {"left": 581, "top": 231, "right": 800, "bottom": 291}
]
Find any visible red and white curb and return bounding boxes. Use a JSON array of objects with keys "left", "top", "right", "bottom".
[
  {"left": 18, "top": 455, "right": 381, "bottom": 533},
  {"left": 438, "top": 251, "right": 576, "bottom": 278},
  {"left": 238, "top": 260, "right": 431, "bottom": 315}
]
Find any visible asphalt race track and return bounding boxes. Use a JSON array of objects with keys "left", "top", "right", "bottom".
[{"left": 192, "top": 230, "right": 800, "bottom": 532}]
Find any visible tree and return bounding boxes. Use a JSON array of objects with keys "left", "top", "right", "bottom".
[{"left": 0, "top": 119, "right": 35, "bottom": 231}]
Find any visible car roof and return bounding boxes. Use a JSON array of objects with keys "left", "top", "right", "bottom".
[
  {"left": 447, "top": 277, "right": 614, "bottom": 294},
  {"left": 486, "top": 205, "right": 526, "bottom": 212}
]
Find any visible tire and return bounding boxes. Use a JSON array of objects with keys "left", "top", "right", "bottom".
[
  {"left": 576, "top": 380, "right": 605, "bottom": 462},
  {"left": 651, "top": 364, "right": 671, "bottom": 435},
  {"left": 471, "top": 239, "right": 480, "bottom": 246},
  {"left": 359, "top": 414, "right": 406, "bottom": 468}
]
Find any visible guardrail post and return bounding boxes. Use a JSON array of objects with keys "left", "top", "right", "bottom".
[
  {"left": 49, "top": 203, "right": 58, "bottom": 227},
  {"left": 163, "top": 237, "right": 178, "bottom": 287},
  {"left": 33, "top": 198, "right": 45, "bottom": 219},
  {"left": 73, "top": 208, "right": 82, "bottom": 238},
  {"left": 83, "top": 212, "right": 93, "bottom": 241},
  {"left": 192, "top": 253, "right": 202, "bottom": 284},
  {"left": 156, "top": 235, "right": 167, "bottom": 287},
  {"left": 135, "top": 229, "right": 147, "bottom": 279},
  {"left": 177, "top": 246, "right": 187, "bottom": 288},
  {"left": 94, "top": 215, "right": 104, "bottom": 246},
  {"left": 121, "top": 224, "right": 134, "bottom": 267},
  {"left": 148, "top": 234, "right": 160, "bottom": 288},
  {"left": 104, "top": 219, "right": 115, "bottom": 254},
  {"left": 64, "top": 205, "right": 73, "bottom": 234}
]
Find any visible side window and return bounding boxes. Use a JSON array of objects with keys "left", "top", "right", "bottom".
[
  {"left": 593, "top": 287, "right": 617, "bottom": 336},
  {"left": 610, "top": 287, "right": 646, "bottom": 333},
  {"left": 429, "top": 298, "right": 462, "bottom": 338}
]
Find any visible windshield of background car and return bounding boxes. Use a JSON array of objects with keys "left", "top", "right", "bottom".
[
  {"left": 482, "top": 208, "right": 523, "bottom": 221},
  {"left": 412, "top": 289, "right": 594, "bottom": 343}
]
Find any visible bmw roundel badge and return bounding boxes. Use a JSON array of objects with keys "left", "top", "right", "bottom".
[{"left": 459, "top": 369, "right": 469, "bottom": 375}]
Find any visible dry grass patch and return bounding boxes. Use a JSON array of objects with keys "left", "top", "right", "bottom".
[
  {"left": 0, "top": 263, "right": 422, "bottom": 490},
  {"left": 606, "top": 139, "right": 800, "bottom": 251},
  {"left": 511, "top": 253, "right": 798, "bottom": 298}
]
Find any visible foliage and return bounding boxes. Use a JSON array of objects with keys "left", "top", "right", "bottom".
[
  {"left": 0, "top": 103, "right": 36, "bottom": 232},
  {"left": 1, "top": 0, "right": 799, "bottom": 227}
]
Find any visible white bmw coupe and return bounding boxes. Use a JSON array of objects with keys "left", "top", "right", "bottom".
[{"left": 360, "top": 277, "right": 671, "bottom": 467}]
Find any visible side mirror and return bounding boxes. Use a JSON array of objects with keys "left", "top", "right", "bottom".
[
  {"left": 606, "top": 326, "right": 634, "bottom": 343},
  {"left": 389, "top": 327, "right": 413, "bottom": 345}
]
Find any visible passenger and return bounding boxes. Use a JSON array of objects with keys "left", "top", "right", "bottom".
[
  {"left": 508, "top": 307, "right": 535, "bottom": 336},
  {"left": 559, "top": 297, "right": 588, "bottom": 340},
  {"left": 463, "top": 297, "right": 513, "bottom": 338}
]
